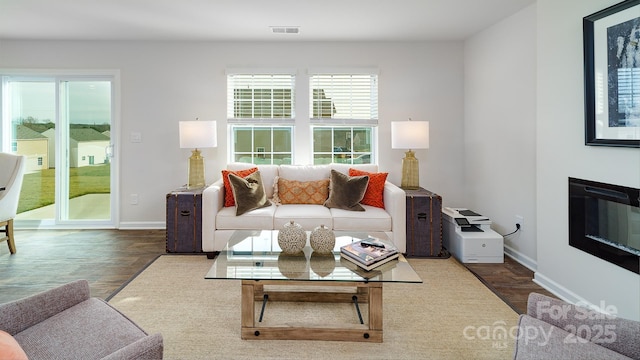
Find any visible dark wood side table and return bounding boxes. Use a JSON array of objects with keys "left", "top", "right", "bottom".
[
  {"left": 404, "top": 187, "right": 443, "bottom": 257},
  {"left": 166, "top": 186, "right": 203, "bottom": 253}
]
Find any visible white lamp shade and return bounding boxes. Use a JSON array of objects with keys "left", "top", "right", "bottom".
[
  {"left": 179, "top": 120, "right": 217, "bottom": 149},
  {"left": 391, "top": 121, "right": 429, "bottom": 149}
]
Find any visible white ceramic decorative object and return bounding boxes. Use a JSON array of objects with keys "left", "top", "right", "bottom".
[
  {"left": 278, "top": 220, "right": 306, "bottom": 254},
  {"left": 310, "top": 224, "right": 335, "bottom": 254}
]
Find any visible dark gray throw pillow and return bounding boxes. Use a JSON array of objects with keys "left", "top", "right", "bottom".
[
  {"left": 324, "top": 169, "right": 369, "bottom": 211},
  {"left": 228, "top": 171, "right": 271, "bottom": 216}
]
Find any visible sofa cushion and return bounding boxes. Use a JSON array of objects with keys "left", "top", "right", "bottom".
[
  {"left": 324, "top": 170, "right": 368, "bottom": 211},
  {"left": 228, "top": 171, "right": 271, "bottom": 216},
  {"left": 279, "top": 164, "right": 331, "bottom": 181},
  {"left": 331, "top": 205, "right": 392, "bottom": 232},
  {"left": 14, "top": 298, "right": 148, "bottom": 360},
  {"left": 275, "top": 177, "right": 330, "bottom": 205},
  {"left": 0, "top": 330, "right": 28, "bottom": 360},
  {"left": 216, "top": 204, "right": 276, "bottom": 230},
  {"left": 331, "top": 163, "right": 378, "bottom": 175},
  {"left": 349, "top": 168, "right": 388, "bottom": 209},
  {"left": 222, "top": 167, "right": 258, "bottom": 207},
  {"left": 274, "top": 204, "right": 333, "bottom": 230}
]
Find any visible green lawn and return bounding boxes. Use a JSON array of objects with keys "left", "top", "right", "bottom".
[{"left": 18, "top": 164, "right": 110, "bottom": 213}]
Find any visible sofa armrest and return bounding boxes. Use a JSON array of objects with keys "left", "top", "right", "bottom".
[
  {"left": 513, "top": 314, "right": 632, "bottom": 360},
  {"left": 202, "top": 179, "right": 224, "bottom": 252},
  {"left": 526, "top": 293, "right": 640, "bottom": 359},
  {"left": 0, "top": 280, "right": 91, "bottom": 335},
  {"left": 101, "top": 333, "right": 163, "bottom": 360},
  {"left": 383, "top": 181, "right": 406, "bottom": 253}
]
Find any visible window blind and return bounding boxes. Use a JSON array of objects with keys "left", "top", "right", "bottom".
[
  {"left": 309, "top": 74, "right": 378, "bottom": 125},
  {"left": 227, "top": 74, "right": 295, "bottom": 124}
]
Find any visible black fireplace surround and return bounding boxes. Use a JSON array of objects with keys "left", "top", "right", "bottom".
[{"left": 569, "top": 177, "right": 640, "bottom": 274}]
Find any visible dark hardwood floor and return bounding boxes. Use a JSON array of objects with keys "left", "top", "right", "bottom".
[
  {"left": 0, "top": 229, "right": 166, "bottom": 303},
  {"left": 0, "top": 229, "right": 554, "bottom": 313},
  {"left": 465, "top": 256, "right": 557, "bottom": 313}
]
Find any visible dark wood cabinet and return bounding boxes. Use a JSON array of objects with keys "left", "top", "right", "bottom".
[
  {"left": 166, "top": 187, "right": 203, "bottom": 253},
  {"left": 404, "top": 187, "right": 443, "bottom": 257}
]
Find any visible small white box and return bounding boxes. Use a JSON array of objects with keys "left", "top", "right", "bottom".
[{"left": 442, "top": 208, "right": 504, "bottom": 263}]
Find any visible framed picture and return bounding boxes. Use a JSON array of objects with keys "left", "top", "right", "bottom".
[{"left": 583, "top": 0, "right": 640, "bottom": 147}]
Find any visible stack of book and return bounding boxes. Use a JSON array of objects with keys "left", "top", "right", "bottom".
[{"left": 340, "top": 238, "right": 399, "bottom": 271}]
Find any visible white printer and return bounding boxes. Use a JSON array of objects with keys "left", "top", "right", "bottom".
[{"left": 442, "top": 207, "right": 504, "bottom": 263}]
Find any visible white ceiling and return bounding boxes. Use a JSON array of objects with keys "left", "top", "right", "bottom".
[{"left": 0, "top": 0, "right": 535, "bottom": 42}]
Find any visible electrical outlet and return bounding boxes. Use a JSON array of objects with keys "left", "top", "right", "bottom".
[
  {"left": 515, "top": 215, "right": 524, "bottom": 229},
  {"left": 130, "top": 194, "right": 139, "bottom": 205}
]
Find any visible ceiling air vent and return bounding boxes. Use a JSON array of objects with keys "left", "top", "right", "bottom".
[{"left": 270, "top": 26, "right": 300, "bottom": 34}]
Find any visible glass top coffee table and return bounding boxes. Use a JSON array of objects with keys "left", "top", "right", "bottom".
[{"left": 205, "top": 229, "right": 422, "bottom": 342}]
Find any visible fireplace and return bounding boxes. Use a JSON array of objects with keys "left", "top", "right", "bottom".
[{"left": 568, "top": 177, "right": 640, "bottom": 274}]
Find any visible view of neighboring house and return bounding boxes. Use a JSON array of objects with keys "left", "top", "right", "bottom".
[
  {"left": 41, "top": 127, "right": 111, "bottom": 168},
  {"left": 16, "top": 125, "right": 111, "bottom": 169},
  {"left": 69, "top": 128, "right": 110, "bottom": 167},
  {"left": 14, "top": 124, "right": 48, "bottom": 173}
]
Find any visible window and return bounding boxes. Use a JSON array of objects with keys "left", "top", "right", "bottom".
[
  {"left": 312, "top": 126, "right": 373, "bottom": 164},
  {"left": 309, "top": 73, "right": 378, "bottom": 164},
  {"left": 231, "top": 125, "right": 293, "bottom": 165},
  {"left": 227, "top": 73, "right": 295, "bottom": 164},
  {"left": 1, "top": 74, "right": 116, "bottom": 226}
]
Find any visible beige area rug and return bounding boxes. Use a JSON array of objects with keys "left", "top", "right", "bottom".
[{"left": 109, "top": 255, "right": 519, "bottom": 360}]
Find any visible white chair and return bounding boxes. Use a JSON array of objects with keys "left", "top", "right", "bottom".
[{"left": 0, "top": 153, "right": 26, "bottom": 254}]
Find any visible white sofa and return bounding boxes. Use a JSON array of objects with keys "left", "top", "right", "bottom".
[{"left": 202, "top": 163, "right": 407, "bottom": 253}]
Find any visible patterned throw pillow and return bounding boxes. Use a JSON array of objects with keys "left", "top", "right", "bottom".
[
  {"left": 222, "top": 167, "right": 258, "bottom": 207},
  {"left": 277, "top": 178, "right": 330, "bottom": 205},
  {"left": 349, "top": 168, "right": 388, "bottom": 209}
]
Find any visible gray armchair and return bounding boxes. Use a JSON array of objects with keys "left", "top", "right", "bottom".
[
  {"left": 513, "top": 293, "right": 640, "bottom": 360},
  {"left": 0, "top": 280, "right": 163, "bottom": 359}
]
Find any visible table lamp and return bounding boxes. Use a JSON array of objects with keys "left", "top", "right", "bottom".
[
  {"left": 391, "top": 119, "right": 429, "bottom": 190},
  {"left": 179, "top": 119, "right": 217, "bottom": 189}
]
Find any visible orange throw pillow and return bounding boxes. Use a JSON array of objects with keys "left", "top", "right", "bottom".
[
  {"left": 349, "top": 168, "right": 388, "bottom": 209},
  {"left": 222, "top": 167, "right": 258, "bottom": 207},
  {"left": 0, "top": 330, "right": 28, "bottom": 360}
]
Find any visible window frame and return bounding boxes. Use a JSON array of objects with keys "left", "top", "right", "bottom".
[
  {"left": 227, "top": 71, "right": 296, "bottom": 164},
  {"left": 308, "top": 70, "right": 379, "bottom": 164}
]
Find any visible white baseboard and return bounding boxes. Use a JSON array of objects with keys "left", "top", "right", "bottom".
[
  {"left": 503, "top": 245, "right": 537, "bottom": 271},
  {"left": 504, "top": 247, "right": 605, "bottom": 311},
  {"left": 532, "top": 271, "right": 591, "bottom": 306},
  {"left": 118, "top": 221, "right": 166, "bottom": 230},
  {"left": 504, "top": 247, "right": 613, "bottom": 312}
]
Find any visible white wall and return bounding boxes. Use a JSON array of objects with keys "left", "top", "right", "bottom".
[
  {"left": 464, "top": 4, "right": 538, "bottom": 269},
  {"left": 0, "top": 40, "right": 466, "bottom": 225},
  {"left": 537, "top": 0, "right": 640, "bottom": 320}
]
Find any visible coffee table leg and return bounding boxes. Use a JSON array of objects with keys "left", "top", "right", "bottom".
[
  {"left": 369, "top": 284, "right": 383, "bottom": 331},
  {"left": 241, "top": 281, "right": 255, "bottom": 335}
]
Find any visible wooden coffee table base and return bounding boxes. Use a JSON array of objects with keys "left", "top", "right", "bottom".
[{"left": 241, "top": 280, "right": 383, "bottom": 342}]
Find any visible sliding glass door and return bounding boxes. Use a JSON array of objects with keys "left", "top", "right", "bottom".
[{"left": 1, "top": 74, "right": 117, "bottom": 227}]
